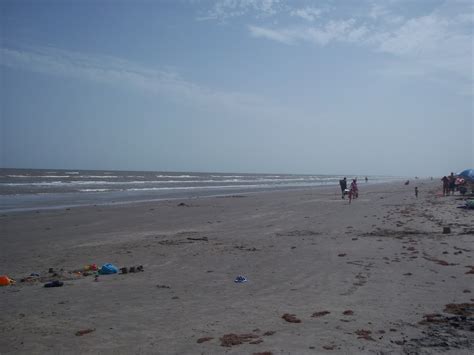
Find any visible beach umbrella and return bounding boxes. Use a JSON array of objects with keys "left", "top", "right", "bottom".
[{"left": 458, "top": 169, "right": 474, "bottom": 181}]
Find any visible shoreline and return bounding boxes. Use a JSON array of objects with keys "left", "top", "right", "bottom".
[
  {"left": 0, "top": 179, "right": 403, "bottom": 214},
  {"left": 1, "top": 180, "right": 472, "bottom": 354}
]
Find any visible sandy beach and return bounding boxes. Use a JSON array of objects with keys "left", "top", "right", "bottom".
[{"left": 1, "top": 180, "right": 473, "bottom": 354}]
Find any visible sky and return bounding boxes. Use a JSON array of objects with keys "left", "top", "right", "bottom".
[{"left": 1, "top": 0, "right": 473, "bottom": 176}]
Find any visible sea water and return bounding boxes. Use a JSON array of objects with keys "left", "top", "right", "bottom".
[{"left": 0, "top": 168, "right": 401, "bottom": 212}]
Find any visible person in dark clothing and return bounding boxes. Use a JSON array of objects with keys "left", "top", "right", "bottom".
[
  {"left": 448, "top": 172, "right": 456, "bottom": 195},
  {"left": 339, "top": 177, "right": 347, "bottom": 199},
  {"left": 415, "top": 187, "right": 418, "bottom": 198},
  {"left": 441, "top": 176, "right": 449, "bottom": 196}
]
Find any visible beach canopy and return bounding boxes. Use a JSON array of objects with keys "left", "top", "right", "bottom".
[{"left": 458, "top": 169, "right": 474, "bottom": 181}]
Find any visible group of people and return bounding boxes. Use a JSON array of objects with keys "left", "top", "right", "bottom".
[
  {"left": 339, "top": 177, "right": 359, "bottom": 203},
  {"left": 441, "top": 173, "right": 456, "bottom": 196}
]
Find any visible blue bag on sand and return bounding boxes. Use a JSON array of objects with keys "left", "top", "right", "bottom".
[
  {"left": 234, "top": 275, "right": 248, "bottom": 283},
  {"left": 99, "top": 263, "right": 118, "bottom": 275}
]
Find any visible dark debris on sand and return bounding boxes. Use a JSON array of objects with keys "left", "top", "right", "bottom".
[
  {"left": 361, "top": 229, "right": 429, "bottom": 239},
  {"left": 404, "top": 303, "right": 474, "bottom": 353},
  {"left": 75, "top": 328, "right": 95, "bottom": 336},
  {"left": 465, "top": 265, "right": 474, "bottom": 274},
  {"left": 444, "top": 303, "right": 474, "bottom": 316},
  {"left": 423, "top": 255, "right": 457, "bottom": 266},
  {"left": 158, "top": 239, "right": 193, "bottom": 246},
  {"left": 275, "top": 230, "right": 321, "bottom": 237},
  {"left": 355, "top": 329, "right": 375, "bottom": 341},
  {"left": 220, "top": 333, "right": 259, "bottom": 347},
  {"left": 186, "top": 236, "right": 208, "bottom": 241},
  {"left": 282, "top": 313, "right": 301, "bottom": 323},
  {"left": 196, "top": 337, "right": 213, "bottom": 344},
  {"left": 312, "top": 311, "right": 330, "bottom": 317}
]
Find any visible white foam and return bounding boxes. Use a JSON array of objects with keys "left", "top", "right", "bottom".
[
  {"left": 7, "top": 175, "right": 69, "bottom": 178},
  {"left": 210, "top": 175, "right": 247, "bottom": 178},
  {"left": 156, "top": 174, "right": 197, "bottom": 178},
  {"left": 80, "top": 175, "right": 119, "bottom": 178},
  {"left": 127, "top": 184, "right": 265, "bottom": 191},
  {"left": 3, "top": 181, "right": 67, "bottom": 186},
  {"left": 1, "top": 178, "right": 330, "bottom": 188},
  {"left": 79, "top": 189, "right": 111, "bottom": 192}
]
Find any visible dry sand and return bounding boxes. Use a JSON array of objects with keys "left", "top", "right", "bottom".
[{"left": 1, "top": 180, "right": 473, "bottom": 354}]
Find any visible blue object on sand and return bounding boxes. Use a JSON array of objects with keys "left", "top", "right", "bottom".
[
  {"left": 99, "top": 263, "right": 118, "bottom": 275},
  {"left": 234, "top": 275, "right": 248, "bottom": 283}
]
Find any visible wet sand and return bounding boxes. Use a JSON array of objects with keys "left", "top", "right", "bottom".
[{"left": 1, "top": 180, "right": 473, "bottom": 354}]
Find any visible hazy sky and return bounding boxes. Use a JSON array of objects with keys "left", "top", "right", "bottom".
[{"left": 1, "top": 0, "right": 473, "bottom": 176}]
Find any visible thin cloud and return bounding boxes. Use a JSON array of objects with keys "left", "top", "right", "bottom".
[
  {"left": 0, "top": 45, "right": 276, "bottom": 113},
  {"left": 248, "top": 25, "right": 294, "bottom": 44},
  {"left": 249, "top": 19, "right": 368, "bottom": 46},
  {"left": 244, "top": 2, "right": 473, "bottom": 93},
  {"left": 369, "top": 3, "right": 390, "bottom": 20},
  {"left": 197, "top": 0, "right": 281, "bottom": 21},
  {"left": 376, "top": 14, "right": 472, "bottom": 81},
  {"left": 290, "top": 7, "right": 322, "bottom": 22}
]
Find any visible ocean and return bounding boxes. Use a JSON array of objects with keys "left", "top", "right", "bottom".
[{"left": 0, "top": 168, "right": 401, "bottom": 212}]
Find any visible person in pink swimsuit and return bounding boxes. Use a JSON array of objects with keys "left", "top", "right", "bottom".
[{"left": 349, "top": 179, "right": 358, "bottom": 204}]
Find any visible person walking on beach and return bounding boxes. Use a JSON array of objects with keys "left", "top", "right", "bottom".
[
  {"left": 353, "top": 179, "right": 358, "bottom": 198},
  {"left": 348, "top": 179, "right": 358, "bottom": 204},
  {"left": 365, "top": 176, "right": 368, "bottom": 183},
  {"left": 448, "top": 172, "right": 456, "bottom": 195},
  {"left": 339, "top": 177, "right": 347, "bottom": 199},
  {"left": 415, "top": 187, "right": 418, "bottom": 198},
  {"left": 441, "top": 176, "right": 449, "bottom": 196}
]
